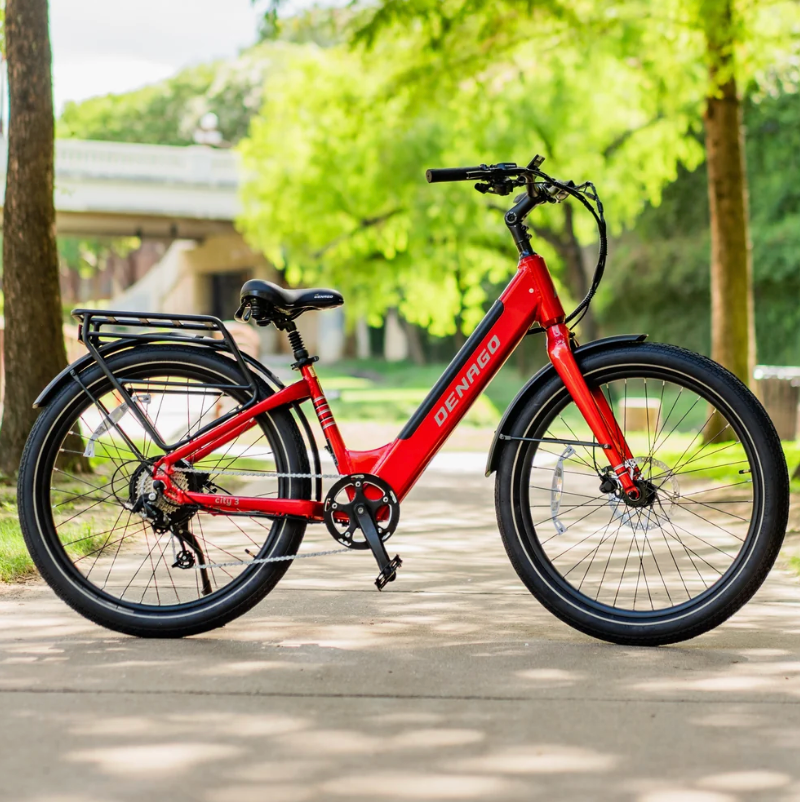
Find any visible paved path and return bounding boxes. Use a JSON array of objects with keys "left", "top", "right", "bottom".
[{"left": 2, "top": 467, "right": 800, "bottom": 802}]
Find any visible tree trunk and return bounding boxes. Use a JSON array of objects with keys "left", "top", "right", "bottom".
[
  {"left": 562, "top": 203, "right": 598, "bottom": 342},
  {"left": 399, "top": 317, "right": 426, "bottom": 365},
  {"left": 704, "top": 29, "right": 755, "bottom": 388},
  {"left": 0, "top": 0, "right": 72, "bottom": 476},
  {"left": 701, "top": 4, "right": 755, "bottom": 445}
]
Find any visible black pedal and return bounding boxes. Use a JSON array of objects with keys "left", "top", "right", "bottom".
[{"left": 375, "top": 555, "right": 403, "bottom": 591}]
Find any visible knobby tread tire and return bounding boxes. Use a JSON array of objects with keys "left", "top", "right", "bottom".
[
  {"left": 18, "top": 345, "right": 311, "bottom": 638},
  {"left": 495, "top": 343, "right": 789, "bottom": 646}
]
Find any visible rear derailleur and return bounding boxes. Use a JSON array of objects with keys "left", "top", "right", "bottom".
[
  {"left": 123, "top": 461, "right": 214, "bottom": 595},
  {"left": 323, "top": 473, "right": 402, "bottom": 590}
]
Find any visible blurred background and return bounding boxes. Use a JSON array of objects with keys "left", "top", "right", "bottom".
[{"left": 1, "top": 0, "right": 799, "bottom": 440}]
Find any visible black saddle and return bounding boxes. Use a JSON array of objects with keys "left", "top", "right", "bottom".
[{"left": 237, "top": 280, "right": 343, "bottom": 324}]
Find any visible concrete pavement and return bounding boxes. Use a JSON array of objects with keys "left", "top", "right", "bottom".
[{"left": 2, "top": 464, "right": 800, "bottom": 802}]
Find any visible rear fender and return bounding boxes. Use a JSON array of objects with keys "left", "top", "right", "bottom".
[
  {"left": 485, "top": 334, "right": 647, "bottom": 476},
  {"left": 33, "top": 339, "right": 139, "bottom": 408},
  {"left": 33, "top": 342, "right": 322, "bottom": 500}
]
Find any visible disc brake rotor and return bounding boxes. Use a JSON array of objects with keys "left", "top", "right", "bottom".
[
  {"left": 604, "top": 457, "right": 678, "bottom": 533},
  {"left": 550, "top": 453, "right": 679, "bottom": 535}
]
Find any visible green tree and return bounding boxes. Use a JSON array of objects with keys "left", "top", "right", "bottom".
[
  {"left": 58, "top": 44, "right": 280, "bottom": 147},
  {"left": 352, "top": 0, "right": 800, "bottom": 384},
  {"left": 600, "top": 76, "right": 800, "bottom": 367},
  {"left": 238, "top": 34, "right": 702, "bottom": 341}
]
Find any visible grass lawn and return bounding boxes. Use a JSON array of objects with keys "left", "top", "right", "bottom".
[
  {"left": 2, "top": 356, "right": 800, "bottom": 583},
  {"left": 0, "top": 482, "right": 33, "bottom": 582},
  {"left": 320, "top": 358, "right": 531, "bottom": 426},
  {"left": 0, "top": 519, "right": 36, "bottom": 582},
  {"left": 0, "top": 460, "right": 143, "bottom": 583}
]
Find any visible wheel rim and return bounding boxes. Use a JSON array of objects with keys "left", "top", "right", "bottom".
[
  {"left": 516, "top": 365, "right": 762, "bottom": 617},
  {"left": 38, "top": 359, "right": 301, "bottom": 612}
]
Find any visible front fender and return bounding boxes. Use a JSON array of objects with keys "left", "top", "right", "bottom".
[{"left": 485, "top": 334, "right": 647, "bottom": 476}]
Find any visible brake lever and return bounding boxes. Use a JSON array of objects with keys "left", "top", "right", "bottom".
[{"left": 474, "top": 181, "right": 513, "bottom": 196}]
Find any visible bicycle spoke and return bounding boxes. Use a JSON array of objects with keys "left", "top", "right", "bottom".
[
  {"left": 525, "top": 368, "right": 761, "bottom": 614},
  {"left": 40, "top": 363, "right": 302, "bottom": 612}
]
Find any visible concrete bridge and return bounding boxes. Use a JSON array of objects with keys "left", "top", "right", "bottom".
[
  {"left": 0, "top": 137, "right": 348, "bottom": 362},
  {"left": 0, "top": 137, "right": 240, "bottom": 239}
]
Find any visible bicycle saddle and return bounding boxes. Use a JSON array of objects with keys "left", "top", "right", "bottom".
[{"left": 238, "top": 280, "right": 343, "bottom": 320}]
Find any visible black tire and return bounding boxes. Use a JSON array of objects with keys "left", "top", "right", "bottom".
[
  {"left": 495, "top": 343, "right": 789, "bottom": 646},
  {"left": 18, "top": 345, "right": 310, "bottom": 638}
]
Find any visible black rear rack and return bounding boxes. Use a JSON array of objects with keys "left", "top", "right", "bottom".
[{"left": 72, "top": 308, "right": 259, "bottom": 453}]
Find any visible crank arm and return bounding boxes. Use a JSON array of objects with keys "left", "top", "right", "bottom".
[{"left": 353, "top": 504, "right": 401, "bottom": 590}]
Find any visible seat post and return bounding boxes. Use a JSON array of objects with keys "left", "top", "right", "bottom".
[{"left": 284, "top": 321, "right": 319, "bottom": 370}]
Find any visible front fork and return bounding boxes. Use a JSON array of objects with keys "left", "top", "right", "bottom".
[{"left": 546, "top": 324, "right": 640, "bottom": 498}]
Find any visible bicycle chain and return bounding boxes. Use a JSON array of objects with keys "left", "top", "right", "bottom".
[
  {"left": 172, "top": 466, "right": 341, "bottom": 480},
  {"left": 169, "top": 465, "right": 353, "bottom": 570},
  {"left": 193, "top": 546, "right": 354, "bottom": 571}
]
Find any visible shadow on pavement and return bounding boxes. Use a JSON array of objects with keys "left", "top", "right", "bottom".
[{"left": 2, "top": 470, "right": 800, "bottom": 801}]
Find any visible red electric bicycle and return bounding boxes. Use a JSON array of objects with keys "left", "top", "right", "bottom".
[{"left": 18, "top": 156, "right": 789, "bottom": 645}]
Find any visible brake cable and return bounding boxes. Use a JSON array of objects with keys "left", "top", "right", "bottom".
[{"left": 523, "top": 167, "right": 608, "bottom": 336}]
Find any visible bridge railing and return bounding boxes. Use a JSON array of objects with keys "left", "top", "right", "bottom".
[{"left": 0, "top": 137, "right": 239, "bottom": 187}]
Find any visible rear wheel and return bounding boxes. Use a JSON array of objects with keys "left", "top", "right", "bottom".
[
  {"left": 19, "top": 345, "right": 311, "bottom": 638},
  {"left": 496, "top": 343, "right": 789, "bottom": 645}
]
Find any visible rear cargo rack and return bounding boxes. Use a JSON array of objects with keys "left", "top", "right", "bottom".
[{"left": 71, "top": 308, "right": 259, "bottom": 453}]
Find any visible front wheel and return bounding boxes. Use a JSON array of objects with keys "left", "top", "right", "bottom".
[{"left": 495, "top": 343, "right": 789, "bottom": 646}]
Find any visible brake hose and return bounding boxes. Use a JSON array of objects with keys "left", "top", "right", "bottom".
[{"left": 525, "top": 168, "right": 608, "bottom": 336}]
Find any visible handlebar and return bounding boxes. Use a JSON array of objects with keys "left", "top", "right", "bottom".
[
  {"left": 424, "top": 154, "right": 607, "bottom": 332},
  {"left": 425, "top": 159, "right": 572, "bottom": 202},
  {"left": 426, "top": 162, "right": 523, "bottom": 185},
  {"left": 426, "top": 167, "right": 484, "bottom": 183}
]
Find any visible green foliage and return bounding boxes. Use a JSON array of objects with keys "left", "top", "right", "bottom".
[
  {"left": 599, "top": 81, "right": 800, "bottom": 365},
  {"left": 58, "top": 45, "right": 278, "bottom": 146},
  {"left": 58, "top": 237, "right": 139, "bottom": 280},
  {"left": 238, "top": 31, "right": 703, "bottom": 336},
  {"left": 353, "top": 0, "right": 800, "bottom": 92},
  {"left": 258, "top": 3, "right": 352, "bottom": 45},
  {"left": 239, "top": 42, "right": 509, "bottom": 336},
  {"left": 338, "top": 0, "right": 799, "bottom": 349}
]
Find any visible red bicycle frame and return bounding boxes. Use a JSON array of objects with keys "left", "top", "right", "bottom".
[{"left": 152, "top": 252, "right": 638, "bottom": 519}]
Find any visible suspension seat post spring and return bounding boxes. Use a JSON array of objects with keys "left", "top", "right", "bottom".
[
  {"left": 287, "top": 326, "right": 307, "bottom": 360},
  {"left": 285, "top": 322, "right": 319, "bottom": 370}
]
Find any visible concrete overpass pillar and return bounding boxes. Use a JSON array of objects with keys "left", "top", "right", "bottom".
[{"left": 384, "top": 309, "right": 409, "bottom": 362}]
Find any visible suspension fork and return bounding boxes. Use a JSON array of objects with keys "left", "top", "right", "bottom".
[{"left": 546, "top": 324, "right": 639, "bottom": 497}]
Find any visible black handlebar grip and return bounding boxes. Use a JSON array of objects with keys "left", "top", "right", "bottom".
[{"left": 426, "top": 166, "right": 483, "bottom": 183}]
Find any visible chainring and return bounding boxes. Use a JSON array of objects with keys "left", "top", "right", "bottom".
[{"left": 323, "top": 473, "right": 400, "bottom": 550}]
